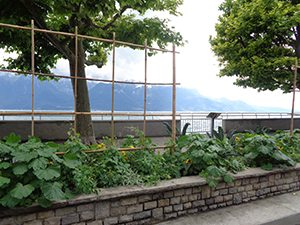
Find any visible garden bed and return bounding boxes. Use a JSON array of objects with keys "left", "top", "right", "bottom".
[{"left": 1, "top": 165, "right": 300, "bottom": 225}]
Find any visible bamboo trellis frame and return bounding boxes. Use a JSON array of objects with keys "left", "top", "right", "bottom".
[{"left": 0, "top": 20, "right": 179, "bottom": 148}]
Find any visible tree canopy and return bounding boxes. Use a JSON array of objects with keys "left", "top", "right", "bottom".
[
  {"left": 0, "top": 0, "right": 184, "bottom": 73},
  {"left": 0, "top": 0, "right": 184, "bottom": 143},
  {"left": 210, "top": 0, "right": 300, "bottom": 92}
]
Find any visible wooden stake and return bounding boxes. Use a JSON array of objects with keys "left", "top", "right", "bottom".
[
  {"left": 111, "top": 33, "right": 116, "bottom": 139},
  {"left": 74, "top": 26, "right": 78, "bottom": 133},
  {"left": 290, "top": 58, "right": 298, "bottom": 137},
  {"left": 172, "top": 44, "right": 177, "bottom": 142},
  {"left": 31, "top": 20, "right": 35, "bottom": 137},
  {"left": 143, "top": 39, "right": 148, "bottom": 135}
]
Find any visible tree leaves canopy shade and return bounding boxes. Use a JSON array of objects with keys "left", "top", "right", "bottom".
[{"left": 210, "top": 0, "right": 300, "bottom": 92}]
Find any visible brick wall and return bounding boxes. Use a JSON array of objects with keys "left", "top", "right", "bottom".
[{"left": 1, "top": 166, "right": 300, "bottom": 225}]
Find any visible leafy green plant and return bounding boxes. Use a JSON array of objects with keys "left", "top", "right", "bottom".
[
  {"left": 92, "top": 147, "right": 142, "bottom": 188},
  {"left": 182, "top": 134, "right": 244, "bottom": 187},
  {"left": 121, "top": 128, "right": 155, "bottom": 150},
  {"left": 235, "top": 133, "right": 296, "bottom": 170},
  {"left": 0, "top": 133, "right": 86, "bottom": 208},
  {"left": 163, "top": 122, "right": 191, "bottom": 139}
]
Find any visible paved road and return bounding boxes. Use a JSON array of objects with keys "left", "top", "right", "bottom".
[{"left": 157, "top": 191, "right": 300, "bottom": 225}]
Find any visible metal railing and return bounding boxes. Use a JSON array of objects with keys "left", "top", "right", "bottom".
[{"left": 179, "top": 112, "right": 299, "bottom": 134}]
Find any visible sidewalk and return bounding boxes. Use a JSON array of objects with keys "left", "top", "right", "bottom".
[{"left": 157, "top": 191, "right": 300, "bottom": 225}]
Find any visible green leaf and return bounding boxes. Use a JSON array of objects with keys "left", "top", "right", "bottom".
[
  {"left": 63, "top": 152, "right": 82, "bottom": 169},
  {"left": 37, "top": 148, "right": 56, "bottom": 158},
  {"left": 0, "top": 194, "right": 20, "bottom": 208},
  {"left": 4, "top": 133, "right": 21, "bottom": 145},
  {"left": 12, "top": 151, "right": 38, "bottom": 162},
  {"left": 10, "top": 183, "right": 35, "bottom": 199},
  {"left": 223, "top": 174, "right": 233, "bottom": 183},
  {"left": 0, "top": 162, "right": 10, "bottom": 169},
  {"left": 29, "top": 157, "right": 48, "bottom": 171},
  {"left": 244, "top": 152, "right": 259, "bottom": 160},
  {"left": 258, "top": 145, "right": 272, "bottom": 155},
  {"left": 13, "top": 163, "right": 29, "bottom": 175},
  {"left": 37, "top": 197, "right": 52, "bottom": 208},
  {"left": 0, "top": 176, "right": 10, "bottom": 187},
  {"left": 33, "top": 166, "right": 60, "bottom": 180},
  {"left": 261, "top": 163, "right": 273, "bottom": 171},
  {"left": 0, "top": 142, "right": 14, "bottom": 154},
  {"left": 41, "top": 182, "right": 66, "bottom": 201}
]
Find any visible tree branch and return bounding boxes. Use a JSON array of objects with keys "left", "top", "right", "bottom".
[
  {"left": 102, "top": 5, "right": 130, "bottom": 30},
  {"left": 19, "top": 0, "right": 73, "bottom": 60}
]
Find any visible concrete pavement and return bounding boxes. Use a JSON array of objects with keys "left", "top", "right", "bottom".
[{"left": 157, "top": 191, "right": 300, "bottom": 225}]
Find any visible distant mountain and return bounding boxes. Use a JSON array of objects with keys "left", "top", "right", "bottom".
[{"left": 0, "top": 74, "right": 285, "bottom": 112}]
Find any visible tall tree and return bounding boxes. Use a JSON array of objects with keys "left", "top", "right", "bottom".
[
  {"left": 0, "top": 0, "right": 184, "bottom": 144},
  {"left": 210, "top": 0, "right": 300, "bottom": 92}
]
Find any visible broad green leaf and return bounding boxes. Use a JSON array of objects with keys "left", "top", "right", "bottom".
[
  {"left": 244, "top": 152, "right": 259, "bottom": 160},
  {"left": 0, "top": 176, "right": 10, "bottom": 187},
  {"left": 13, "top": 163, "right": 29, "bottom": 175},
  {"left": 37, "top": 197, "right": 52, "bottom": 208},
  {"left": 33, "top": 166, "right": 60, "bottom": 180},
  {"left": 12, "top": 151, "right": 38, "bottom": 162},
  {"left": 10, "top": 183, "right": 35, "bottom": 199},
  {"left": 0, "top": 194, "right": 20, "bottom": 208},
  {"left": 29, "top": 157, "right": 48, "bottom": 171},
  {"left": 63, "top": 152, "right": 82, "bottom": 169},
  {"left": 0, "top": 162, "right": 10, "bottom": 169},
  {"left": 4, "top": 133, "right": 21, "bottom": 145},
  {"left": 41, "top": 182, "right": 66, "bottom": 201},
  {"left": 37, "top": 148, "right": 56, "bottom": 158},
  {"left": 258, "top": 145, "right": 271, "bottom": 155},
  {"left": 223, "top": 174, "right": 233, "bottom": 183},
  {"left": 0, "top": 142, "right": 14, "bottom": 154},
  {"left": 51, "top": 154, "right": 63, "bottom": 163}
]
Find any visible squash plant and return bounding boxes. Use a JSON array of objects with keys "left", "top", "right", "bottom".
[{"left": 0, "top": 134, "right": 84, "bottom": 208}]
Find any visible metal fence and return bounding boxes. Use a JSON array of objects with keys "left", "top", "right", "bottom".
[{"left": 180, "top": 112, "right": 298, "bottom": 134}]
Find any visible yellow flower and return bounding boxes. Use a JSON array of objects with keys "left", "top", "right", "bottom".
[
  {"left": 121, "top": 151, "right": 128, "bottom": 160},
  {"left": 185, "top": 159, "right": 192, "bottom": 164},
  {"left": 235, "top": 136, "right": 241, "bottom": 142},
  {"left": 97, "top": 143, "right": 106, "bottom": 149}
]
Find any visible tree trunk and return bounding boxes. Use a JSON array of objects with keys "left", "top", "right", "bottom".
[{"left": 69, "top": 40, "right": 96, "bottom": 144}]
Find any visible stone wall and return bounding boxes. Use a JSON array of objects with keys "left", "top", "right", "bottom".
[{"left": 1, "top": 166, "right": 300, "bottom": 225}]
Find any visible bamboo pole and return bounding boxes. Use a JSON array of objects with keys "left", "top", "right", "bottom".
[
  {"left": 111, "top": 33, "right": 116, "bottom": 139},
  {"left": 0, "top": 69, "right": 180, "bottom": 86},
  {"left": 290, "top": 58, "right": 298, "bottom": 137},
  {"left": 31, "top": 20, "right": 35, "bottom": 137},
  {"left": 73, "top": 26, "right": 79, "bottom": 132},
  {"left": 172, "top": 44, "right": 177, "bottom": 142},
  {"left": 143, "top": 39, "right": 148, "bottom": 135},
  {"left": 0, "top": 22, "right": 178, "bottom": 53},
  {"left": 55, "top": 145, "right": 172, "bottom": 155}
]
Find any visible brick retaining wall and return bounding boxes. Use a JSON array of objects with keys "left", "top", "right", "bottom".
[{"left": 1, "top": 166, "right": 300, "bottom": 225}]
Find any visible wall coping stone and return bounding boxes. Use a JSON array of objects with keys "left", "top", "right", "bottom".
[{"left": 1, "top": 164, "right": 300, "bottom": 218}]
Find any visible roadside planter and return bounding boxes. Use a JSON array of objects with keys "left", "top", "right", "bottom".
[{"left": 1, "top": 165, "right": 300, "bottom": 225}]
